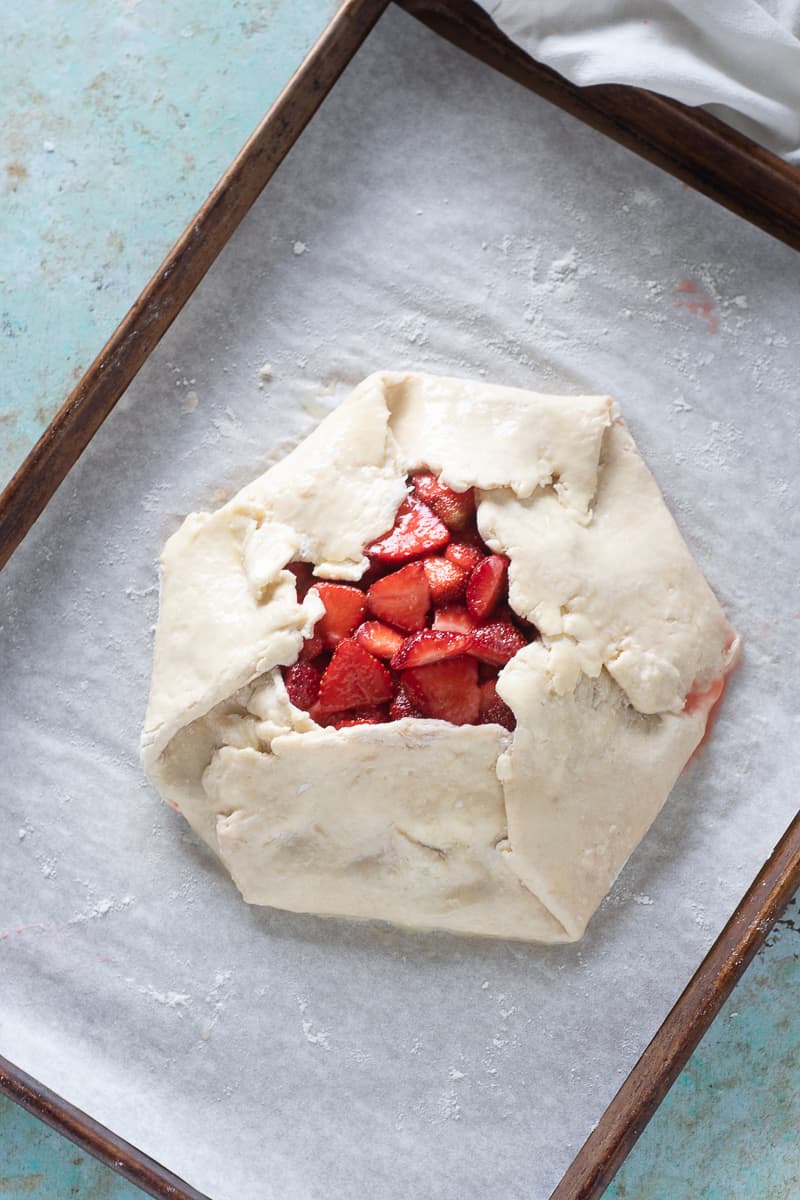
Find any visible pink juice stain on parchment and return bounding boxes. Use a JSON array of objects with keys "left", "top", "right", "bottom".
[{"left": 673, "top": 277, "right": 719, "bottom": 334}]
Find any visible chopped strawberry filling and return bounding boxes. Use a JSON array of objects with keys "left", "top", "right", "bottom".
[
  {"left": 432, "top": 605, "right": 476, "bottom": 634},
  {"left": 321, "top": 706, "right": 390, "bottom": 729},
  {"left": 404, "top": 657, "right": 481, "bottom": 725},
  {"left": 391, "top": 629, "right": 471, "bottom": 670},
  {"left": 411, "top": 473, "right": 476, "bottom": 531},
  {"left": 315, "top": 640, "right": 393, "bottom": 714},
  {"left": 366, "top": 561, "right": 430, "bottom": 631},
  {"left": 389, "top": 684, "right": 425, "bottom": 720},
  {"left": 366, "top": 496, "right": 450, "bottom": 563},
  {"left": 466, "top": 554, "right": 509, "bottom": 622},
  {"left": 445, "top": 541, "right": 483, "bottom": 573},
  {"left": 287, "top": 561, "right": 315, "bottom": 599},
  {"left": 284, "top": 472, "right": 537, "bottom": 730},
  {"left": 284, "top": 660, "right": 323, "bottom": 711},
  {"left": 314, "top": 582, "right": 367, "bottom": 649},
  {"left": 298, "top": 633, "right": 325, "bottom": 661},
  {"left": 423, "top": 556, "right": 468, "bottom": 605},
  {"left": 354, "top": 620, "right": 405, "bottom": 661},
  {"left": 478, "top": 678, "right": 515, "bottom": 731},
  {"left": 468, "top": 621, "right": 527, "bottom": 666}
]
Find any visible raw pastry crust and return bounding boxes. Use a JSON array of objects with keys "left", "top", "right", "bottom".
[{"left": 142, "top": 372, "right": 739, "bottom": 942}]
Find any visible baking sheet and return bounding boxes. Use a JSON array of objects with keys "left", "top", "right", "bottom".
[{"left": 2, "top": 8, "right": 799, "bottom": 1198}]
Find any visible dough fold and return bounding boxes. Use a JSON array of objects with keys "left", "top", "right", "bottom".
[{"left": 142, "top": 371, "right": 739, "bottom": 942}]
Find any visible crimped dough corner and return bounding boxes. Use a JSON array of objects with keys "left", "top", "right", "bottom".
[{"left": 141, "top": 371, "right": 739, "bottom": 942}]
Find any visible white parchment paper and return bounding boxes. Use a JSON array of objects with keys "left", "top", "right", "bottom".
[{"left": 2, "top": 10, "right": 799, "bottom": 1199}]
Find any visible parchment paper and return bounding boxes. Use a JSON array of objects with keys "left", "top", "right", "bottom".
[{"left": 2, "top": 10, "right": 799, "bottom": 1199}]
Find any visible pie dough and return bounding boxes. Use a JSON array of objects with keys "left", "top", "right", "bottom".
[{"left": 141, "top": 371, "right": 739, "bottom": 942}]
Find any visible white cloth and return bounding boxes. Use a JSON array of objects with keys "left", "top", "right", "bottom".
[{"left": 481, "top": 0, "right": 800, "bottom": 164}]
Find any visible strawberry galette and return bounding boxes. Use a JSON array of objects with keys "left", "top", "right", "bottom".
[{"left": 141, "top": 372, "right": 739, "bottom": 942}]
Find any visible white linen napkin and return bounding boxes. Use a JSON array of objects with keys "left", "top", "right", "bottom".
[{"left": 480, "top": 0, "right": 800, "bottom": 163}]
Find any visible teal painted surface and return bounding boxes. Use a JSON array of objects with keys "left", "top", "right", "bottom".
[
  {"left": 607, "top": 897, "right": 800, "bottom": 1200},
  {"left": 1, "top": 2, "right": 799, "bottom": 1199},
  {"left": 0, "top": 0, "right": 337, "bottom": 487},
  {"left": 0, "top": 1093, "right": 142, "bottom": 1198}
]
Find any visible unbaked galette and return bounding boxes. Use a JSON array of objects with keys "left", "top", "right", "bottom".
[{"left": 141, "top": 372, "right": 739, "bottom": 942}]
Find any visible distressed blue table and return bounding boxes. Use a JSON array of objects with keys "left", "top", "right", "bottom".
[{"left": 1, "top": 3, "right": 798, "bottom": 1197}]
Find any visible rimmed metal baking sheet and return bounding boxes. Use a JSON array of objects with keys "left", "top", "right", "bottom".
[{"left": 1, "top": 7, "right": 798, "bottom": 1200}]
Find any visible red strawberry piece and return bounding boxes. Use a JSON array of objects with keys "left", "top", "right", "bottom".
[
  {"left": 323, "top": 705, "right": 389, "bottom": 729},
  {"left": 432, "top": 605, "right": 476, "bottom": 634},
  {"left": 358, "top": 559, "right": 387, "bottom": 590},
  {"left": 422, "top": 556, "right": 468, "bottom": 606},
  {"left": 454, "top": 525, "right": 486, "bottom": 549},
  {"left": 287, "top": 561, "right": 315, "bottom": 599},
  {"left": 445, "top": 541, "right": 484, "bottom": 573},
  {"left": 411, "top": 473, "right": 476, "bottom": 532},
  {"left": 389, "top": 684, "right": 424, "bottom": 720},
  {"left": 403, "top": 656, "right": 480, "bottom": 725},
  {"left": 366, "top": 561, "right": 430, "bottom": 631},
  {"left": 284, "top": 660, "right": 323, "bottom": 711},
  {"left": 494, "top": 603, "right": 521, "bottom": 626},
  {"left": 354, "top": 620, "right": 405, "bottom": 661},
  {"left": 466, "top": 554, "right": 509, "bottom": 622},
  {"left": 298, "top": 633, "right": 325, "bottom": 661},
  {"left": 468, "top": 621, "right": 527, "bottom": 666},
  {"left": 316, "top": 639, "right": 393, "bottom": 714},
  {"left": 314, "top": 582, "right": 367, "bottom": 649},
  {"left": 478, "top": 679, "right": 516, "bottom": 731},
  {"left": 391, "top": 629, "right": 471, "bottom": 670},
  {"left": 366, "top": 497, "right": 450, "bottom": 563}
]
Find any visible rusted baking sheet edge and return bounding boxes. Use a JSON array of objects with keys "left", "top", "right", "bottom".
[
  {"left": 0, "top": 1055, "right": 210, "bottom": 1200},
  {"left": 1, "top": 1, "right": 799, "bottom": 1198},
  {"left": 0, "top": 0, "right": 392, "bottom": 575},
  {"left": 399, "top": 0, "right": 800, "bottom": 255},
  {"left": 551, "top": 807, "right": 800, "bottom": 1199}
]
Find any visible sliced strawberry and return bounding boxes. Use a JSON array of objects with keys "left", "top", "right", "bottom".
[
  {"left": 366, "top": 561, "right": 430, "bottom": 631},
  {"left": 366, "top": 497, "right": 450, "bottom": 563},
  {"left": 354, "top": 620, "right": 405, "bottom": 661},
  {"left": 314, "top": 582, "right": 367, "bottom": 649},
  {"left": 466, "top": 554, "right": 509, "bottom": 622},
  {"left": 287, "top": 561, "right": 315, "bottom": 599},
  {"left": 478, "top": 660, "right": 501, "bottom": 683},
  {"left": 391, "top": 630, "right": 471, "bottom": 670},
  {"left": 445, "top": 541, "right": 484, "bottom": 573},
  {"left": 389, "top": 684, "right": 424, "bottom": 720},
  {"left": 358, "top": 559, "right": 386, "bottom": 590},
  {"left": 284, "top": 660, "right": 323, "bottom": 711},
  {"left": 432, "top": 605, "right": 476, "bottom": 634},
  {"left": 298, "top": 633, "right": 325, "bottom": 661},
  {"left": 412, "top": 473, "right": 476, "bottom": 532},
  {"left": 316, "top": 639, "right": 392, "bottom": 714},
  {"left": 422, "top": 556, "right": 468, "bottom": 606},
  {"left": 323, "top": 705, "right": 389, "bottom": 729},
  {"left": 453, "top": 525, "right": 486, "bottom": 549},
  {"left": 494, "top": 603, "right": 521, "bottom": 627},
  {"left": 478, "top": 678, "right": 516, "bottom": 731},
  {"left": 403, "top": 656, "right": 480, "bottom": 725},
  {"left": 468, "top": 621, "right": 527, "bottom": 666}
]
